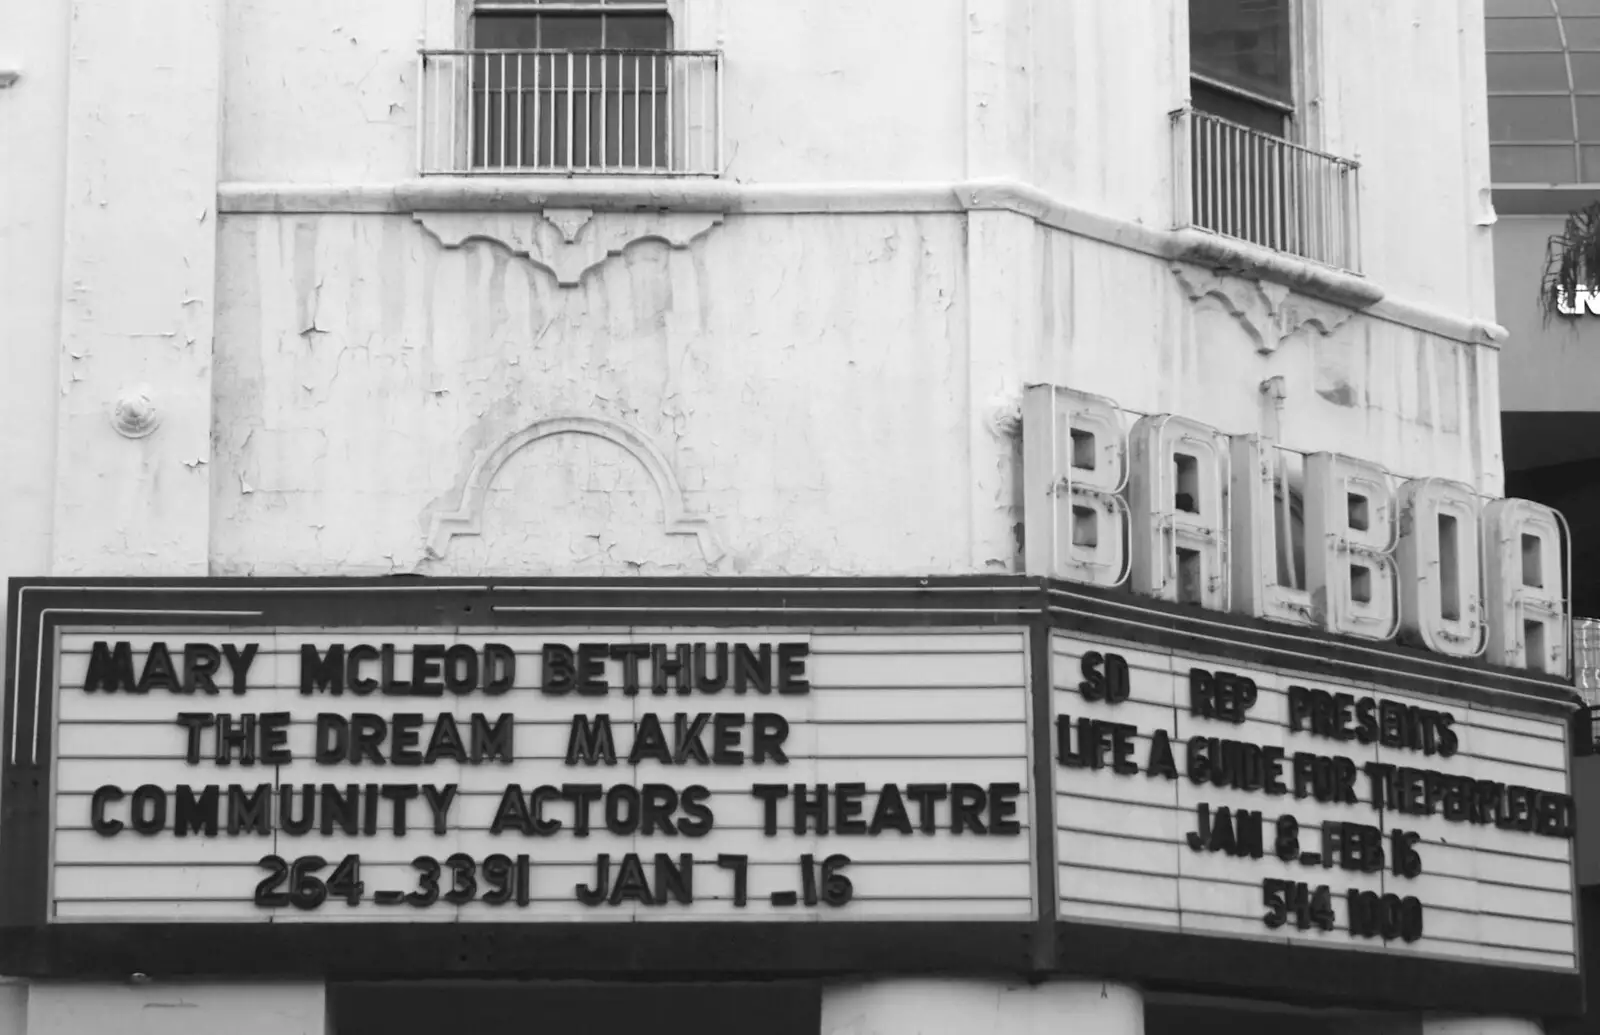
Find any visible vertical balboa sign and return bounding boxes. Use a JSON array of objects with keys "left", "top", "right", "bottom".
[{"left": 1021, "top": 383, "right": 1571, "bottom": 677}]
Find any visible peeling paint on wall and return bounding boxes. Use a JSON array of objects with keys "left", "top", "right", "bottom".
[
  {"left": 211, "top": 212, "right": 975, "bottom": 576},
  {"left": 210, "top": 205, "right": 1499, "bottom": 578}
]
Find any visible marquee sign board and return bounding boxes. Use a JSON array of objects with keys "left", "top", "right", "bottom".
[
  {"left": 1052, "top": 632, "right": 1575, "bottom": 972},
  {"left": 0, "top": 577, "right": 1584, "bottom": 1017},
  {"left": 49, "top": 626, "right": 1034, "bottom": 924}
]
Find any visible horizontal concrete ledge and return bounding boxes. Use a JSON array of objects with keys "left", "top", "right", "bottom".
[
  {"left": 1368, "top": 298, "right": 1507, "bottom": 349},
  {"left": 217, "top": 178, "right": 1506, "bottom": 347},
  {"left": 1167, "top": 227, "right": 1382, "bottom": 310},
  {"left": 218, "top": 178, "right": 951, "bottom": 215}
]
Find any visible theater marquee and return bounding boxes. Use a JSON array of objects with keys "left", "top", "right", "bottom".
[
  {"left": 1052, "top": 634, "right": 1576, "bottom": 972},
  {"left": 54, "top": 628, "right": 1033, "bottom": 923},
  {"left": 0, "top": 577, "right": 1582, "bottom": 1017}
]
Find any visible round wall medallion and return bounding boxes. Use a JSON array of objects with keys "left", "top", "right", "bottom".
[{"left": 110, "top": 388, "right": 161, "bottom": 439}]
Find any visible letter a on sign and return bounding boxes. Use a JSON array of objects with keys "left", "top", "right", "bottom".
[
  {"left": 1483, "top": 498, "right": 1568, "bottom": 674},
  {"left": 1127, "top": 414, "right": 1229, "bottom": 610}
]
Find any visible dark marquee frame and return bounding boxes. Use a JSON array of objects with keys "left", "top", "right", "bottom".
[{"left": 0, "top": 575, "right": 1585, "bottom": 1018}]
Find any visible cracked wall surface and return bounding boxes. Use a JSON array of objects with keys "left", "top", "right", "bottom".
[
  {"left": 191, "top": 0, "right": 1505, "bottom": 577},
  {"left": 1035, "top": 228, "right": 1497, "bottom": 495},
  {"left": 211, "top": 212, "right": 974, "bottom": 576},
  {"left": 5, "top": 0, "right": 1505, "bottom": 597},
  {"left": 211, "top": 209, "right": 1501, "bottom": 578}
]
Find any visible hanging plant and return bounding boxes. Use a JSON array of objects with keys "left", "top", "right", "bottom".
[{"left": 1539, "top": 200, "right": 1600, "bottom": 322}]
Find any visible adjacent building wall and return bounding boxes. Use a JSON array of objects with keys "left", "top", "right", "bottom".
[{"left": 1496, "top": 215, "right": 1600, "bottom": 415}]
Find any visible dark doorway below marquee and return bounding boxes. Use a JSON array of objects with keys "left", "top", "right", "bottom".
[
  {"left": 333, "top": 982, "right": 1402, "bottom": 1034},
  {"left": 329, "top": 981, "right": 822, "bottom": 1035},
  {"left": 1502, "top": 411, "right": 1600, "bottom": 618}
]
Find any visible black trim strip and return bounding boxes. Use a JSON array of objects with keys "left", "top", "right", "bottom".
[
  {"left": 1027, "top": 618, "right": 1059, "bottom": 972},
  {"left": 2, "top": 593, "right": 47, "bottom": 927},
  {"left": 1046, "top": 580, "right": 1578, "bottom": 711},
  {"left": 1056, "top": 918, "right": 1583, "bottom": 1017},
  {"left": 0, "top": 922, "right": 1035, "bottom": 981},
  {"left": 9, "top": 575, "right": 1577, "bottom": 695}
]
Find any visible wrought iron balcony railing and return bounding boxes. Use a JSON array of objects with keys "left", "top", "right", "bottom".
[
  {"left": 418, "top": 48, "right": 722, "bottom": 176},
  {"left": 1171, "top": 107, "right": 1362, "bottom": 273}
]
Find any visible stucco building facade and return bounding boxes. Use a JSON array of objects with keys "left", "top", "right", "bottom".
[{"left": 0, "top": 2, "right": 1574, "bottom": 1033}]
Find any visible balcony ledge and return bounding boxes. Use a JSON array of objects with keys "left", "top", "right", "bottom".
[
  {"left": 217, "top": 177, "right": 1507, "bottom": 348},
  {"left": 1167, "top": 228, "right": 1381, "bottom": 310}
]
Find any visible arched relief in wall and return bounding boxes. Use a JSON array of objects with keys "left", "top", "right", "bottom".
[
  {"left": 1171, "top": 265, "right": 1355, "bottom": 355},
  {"left": 424, "top": 414, "right": 725, "bottom": 572},
  {"left": 414, "top": 209, "right": 725, "bottom": 287}
]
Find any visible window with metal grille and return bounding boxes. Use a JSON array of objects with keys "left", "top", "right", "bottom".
[
  {"left": 470, "top": 0, "right": 673, "bottom": 171},
  {"left": 1185, "top": 0, "right": 1299, "bottom": 258},
  {"left": 1189, "top": 0, "right": 1295, "bottom": 138},
  {"left": 1180, "top": 0, "right": 1356, "bottom": 271}
]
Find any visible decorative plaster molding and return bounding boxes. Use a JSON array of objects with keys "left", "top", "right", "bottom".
[
  {"left": 1172, "top": 265, "right": 1355, "bottom": 354},
  {"left": 986, "top": 391, "right": 1023, "bottom": 438},
  {"left": 543, "top": 207, "right": 592, "bottom": 243},
  {"left": 413, "top": 208, "right": 724, "bottom": 287},
  {"left": 218, "top": 179, "right": 1506, "bottom": 347},
  {"left": 1167, "top": 228, "right": 1383, "bottom": 312},
  {"left": 426, "top": 414, "right": 723, "bottom": 565},
  {"left": 1259, "top": 376, "right": 1288, "bottom": 442}
]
